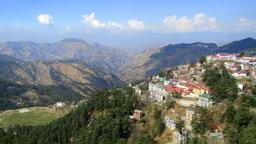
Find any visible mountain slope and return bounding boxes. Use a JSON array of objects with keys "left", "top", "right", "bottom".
[
  {"left": 0, "top": 56, "right": 125, "bottom": 110},
  {"left": 0, "top": 58, "right": 124, "bottom": 93},
  {"left": 120, "top": 38, "right": 256, "bottom": 82},
  {"left": 218, "top": 37, "right": 256, "bottom": 54},
  {"left": 0, "top": 38, "right": 130, "bottom": 74},
  {"left": 120, "top": 42, "right": 218, "bottom": 82}
]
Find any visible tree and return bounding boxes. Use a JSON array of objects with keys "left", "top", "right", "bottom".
[
  {"left": 172, "top": 92, "right": 182, "bottom": 99},
  {"left": 239, "top": 51, "right": 249, "bottom": 57},
  {"left": 241, "top": 121, "right": 256, "bottom": 144},
  {"left": 132, "top": 134, "right": 155, "bottom": 144},
  {"left": 203, "top": 64, "right": 238, "bottom": 102},
  {"left": 165, "top": 100, "right": 175, "bottom": 110},
  {"left": 192, "top": 107, "right": 212, "bottom": 134},
  {"left": 115, "top": 139, "right": 126, "bottom": 144},
  {"left": 189, "top": 63, "right": 196, "bottom": 71},
  {"left": 225, "top": 100, "right": 236, "bottom": 123},
  {"left": 199, "top": 56, "right": 206, "bottom": 64},
  {"left": 234, "top": 103, "right": 252, "bottom": 128},
  {"left": 1, "top": 87, "right": 139, "bottom": 144},
  {"left": 175, "top": 117, "right": 184, "bottom": 133},
  {"left": 225, "top": 124, "right": 239, "bottom": 144},
  {"left": 155, "top": 119, "right": 165, "bottom": 136}
]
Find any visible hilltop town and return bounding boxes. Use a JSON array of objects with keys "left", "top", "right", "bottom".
[{"left": 130, "top": 53, "right": 256, "bottom": 144}]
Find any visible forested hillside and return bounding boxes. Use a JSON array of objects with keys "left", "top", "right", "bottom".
[
  {"left": 0, "top": 78, "right": 83, "bottom": 110},
  {"left": 0, "top": 87, "right": 139, "bottom": 144}
]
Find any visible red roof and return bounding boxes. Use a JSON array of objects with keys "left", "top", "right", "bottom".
[
  {"left": 188, "top": 87, "right": 193, "bottom": 91},
  {"left": 164, "top": 85, "right": 184, "bottom": 93},
  {"left": 187, "top": 83, "right": 208, "bottom": 90},
  {"left": 210, "top": 122, "right": 219, "bottom": 131}
]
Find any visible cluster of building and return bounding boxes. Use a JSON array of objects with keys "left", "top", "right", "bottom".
[
  {"left": 207, "top": 53, "right": 256, "bottom": 79},
  {"left": 131, "top": 53, "right": 256, "bottom": 143},
  {"left": 148, "top": 75, "right": 213, "bottom": 109},
  {"left": 146, "top": 69, "right": 217, "bottom": 143}
]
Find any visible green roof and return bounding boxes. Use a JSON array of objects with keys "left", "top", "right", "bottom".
[{"left": 199, "top": 93, "right": 211, "bottom": 99}]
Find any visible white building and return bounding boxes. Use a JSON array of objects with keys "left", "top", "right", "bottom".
[
  {"left": 197, "top": 93, "right": 213, "bottom": 108},
  {"left": 55, "top": 102, "right": 65, "bottom": 107},
  {"left": 148, "top": 83, "right": 167, "bottom": 102},
  {"left": 164, "top": 116, "right": 176, "bottom": 130},
  {"left": 232, "top": 72, "right": 247, "bottom": 78},
  {"left": 163, "top": 80, "right": 170, "bottom": 86},
  {"left": 133, "top": 85, "right": 142, "bottom": 96},
  {"left": 237, "top": 83, "right": 244, "bottom": 90},
  {"left": 206, "top": 53, "right": 239, "bottom": 62}
]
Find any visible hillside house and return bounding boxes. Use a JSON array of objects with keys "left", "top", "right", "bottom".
[
  {"left": 133, "top": 85, "right": 142, "bottom": 96},
  {"left": 197, "top": 93, "right": 213, "bottom": 108},
  {"left": 164, "top": 116, "right": 176, "bottom": 130},
  {"left": 149, "top": 83, "right": 167, "bottom": 102},
  {"left": 55, "top": 102, "right": 65, "bottom": 107},
  {"left": 232, "top": 72, "right": 248, "bottom": 78},
  {"left": 187, "top": 83, "right": 209, "bottom": 95},
  {"left": 163, "top": 80, "right": 170, "bottom": 85},
  {"left": 133, "top": 109, "right": 144, "bottom": 121}
]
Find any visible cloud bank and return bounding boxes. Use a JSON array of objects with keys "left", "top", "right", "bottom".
[
  {"left": 127, "top": 19, "right": 145, "bottom": 31},
  {"left": 34, "top": 12, "right": 254, "bottom": 34}
]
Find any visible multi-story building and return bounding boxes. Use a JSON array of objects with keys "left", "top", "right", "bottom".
[
  {"left": 197, "top": 93, "right": 213, "bottom": 108},
  {"left": 148, "top": 83, "right": 167, "bottom": 102}
]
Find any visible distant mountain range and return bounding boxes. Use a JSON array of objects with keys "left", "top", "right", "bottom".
[
  {"left": 0, "top": 38, "right": 131, "bottom": 74},
  {"left": 120, "top": 38, "right": 256, "bottom": 82},
  {"left": 1, "top": 37, "right": 256, "bottom": 86},
  {"left": 0, "top": 56, "right": 124, "bottom": 110}
]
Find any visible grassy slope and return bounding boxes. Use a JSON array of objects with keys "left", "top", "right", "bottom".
[{"left": 0, "top": 107, "right": 69, "bottom": 128}]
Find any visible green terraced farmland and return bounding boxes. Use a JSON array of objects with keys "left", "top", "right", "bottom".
[{"left": 0, "top": 107, "right": 69, "bottom": 128}]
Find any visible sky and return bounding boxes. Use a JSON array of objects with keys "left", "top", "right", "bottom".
[{"left": 0, "top": 0, "right": 256, "bottom": 51}]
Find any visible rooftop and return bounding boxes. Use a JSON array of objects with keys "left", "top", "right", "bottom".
[{"left": 199, "top": 93, "right": 211, "bottom": 99}]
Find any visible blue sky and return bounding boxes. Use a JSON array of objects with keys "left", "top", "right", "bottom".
[{"left": 0, "top": 0, "right": 256, "bottom": 50}]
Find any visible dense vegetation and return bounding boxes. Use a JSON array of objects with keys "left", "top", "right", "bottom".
[
  {"left": 0, "top": 78, "right": 83, "bottom": 110},
  {"left": 203, "top": 63, "right": 238, "bottom": 102},
  {"left": 202, "top": 63, "right": 256, "bottom": 144},
  {"left": 0, "top": 87, "right": 139, "bottom": 144},
  {"left": 223, "top": 95, "right": 256, "bottom": 144},
  {"left": 191, "top": 107, "right": 212, "bottom": 135}
]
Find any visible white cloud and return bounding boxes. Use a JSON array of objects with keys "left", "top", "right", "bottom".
[
  {"left": 231, "top": 17, "right": 256, "bottom": 33},
  {"left": 238, "top": 18, "right": 255, "bottom": 27},
  {"left": 83, "top": 12, "right": 106, "bottom": 28},
  {"left": 107, "top": 21, "right": 124, "bottom": 31},
  {"left": 163, "top": 13, "right": 217, "bottom": 33},
  {"left": 83, "top": 12, "right": 124, "bottom": 32},
  {"left": 37, "top": 14, "right": 53, "bottom": 26},
  {"left": 127, "top": 19, "right": 146, "bottom": 31},
  {"left": 81, "top": 12, "right": 256, "bottom": 34}
]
